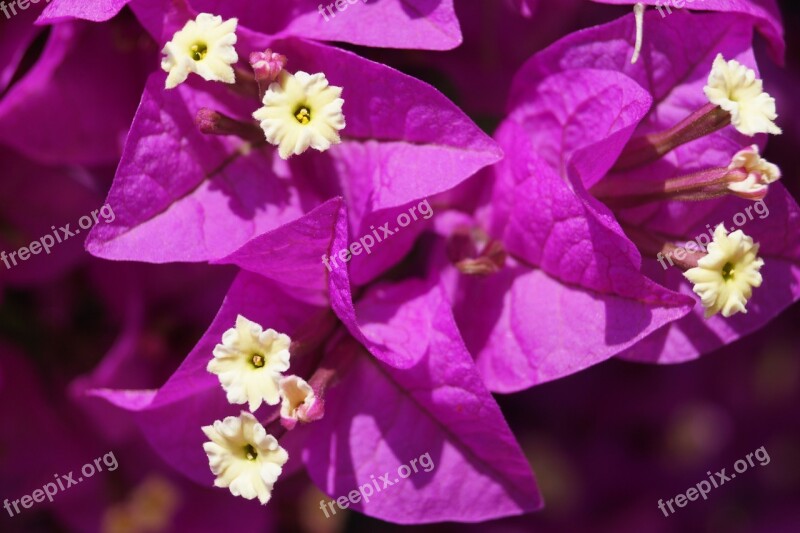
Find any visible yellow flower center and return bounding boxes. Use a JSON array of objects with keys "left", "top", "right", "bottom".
[
  {"left": 244, "top": 444, "right": 258, "bottom": 461},
  {"left": 294, "top": 106, "right": 311, "bottom": 125},
  {"left": 721, "top": 261, "right": 735, "bottom": 281},
  {"left": 250, "top": 353, "right": 265, "bottom": 368},
  {"left": 190, "top": 42, "right": 208, "bottom": 61}
]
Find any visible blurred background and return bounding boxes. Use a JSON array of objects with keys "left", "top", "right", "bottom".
[{"left": 1, "top": 0, "right": 798, "bottom": 532}]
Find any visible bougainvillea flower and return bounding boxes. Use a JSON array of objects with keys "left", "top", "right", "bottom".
[
  {"left": 590, "top": 0, "right": 785, "bottom": 63},
  {"left": 161, "top": 13, "right": 239, "bottom": 89},
  {"left": 438, "top": 10, "right": 800, "bottom": 393},
  {"left": 82, "top": 2, "right": 499, "bottom": 289},
  {"left": 38, "top": 0, "right": 463, "bottom": 51},
  {"left": 85, "top": 202, "right": 542, "bottom": 523},
  {"left": 252, "top": 70, "right": 346, "bottom": 159}
]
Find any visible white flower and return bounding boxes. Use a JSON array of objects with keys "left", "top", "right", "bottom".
[
  {"left": 684, "top": 225, "right": 764, "bottom": 318},
  {"left": 727, "top": 144, "right": 782, "bottom": 197},
  {"left": 208, "top": 315, "right": 291, "bottom": 411},
  {"left": 202, "top": 412, "right": 288, "bottom": 505},
  {"left": 279, "top": 376, "right": 316, "bottom": 425},
  {"left": 253, "top": 71, "right": 345, "bottom": 159},
  {"left": 704, "top": 53, "right": 782, "bottom": 136},
  {"left": 161, "top": 13, "right": 238, "bottom": 89}
]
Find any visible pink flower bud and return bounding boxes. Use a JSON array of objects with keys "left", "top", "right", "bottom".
[{"left": 250, "top": 50, "right": 287, "bottom": 86}]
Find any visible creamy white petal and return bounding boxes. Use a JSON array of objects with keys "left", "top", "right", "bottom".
[
  {"left": 279, "top": 375, "right": 316, "bottom": 423},
  {"left": 727, "top": 144, "right": 782, "bottom": 196},
  {"left": 161, "top": 13, "right": 238, "bottom": 89},
  {"left": 201, "top": 412, "right": 289, "bottom": 505},
  {"left": 684, "top": 225, "right": 764, "bottom": 318},
  {"left": 704, "top": 54, "right": 781, "bottom": 136},
  {"left": 253, "top": 70, "right": 345, "bottom": 159},
  {"left": 207, "top": 315, "right": 291, "bottom": 411}
]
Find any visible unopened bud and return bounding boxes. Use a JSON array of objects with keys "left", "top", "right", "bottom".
[{"left": 250, "top": 50, "right": 287, "bottom": 86}]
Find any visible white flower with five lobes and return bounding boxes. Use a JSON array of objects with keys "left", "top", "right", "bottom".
[{"left": 161, "top": 13, "right": 238, "bottom": 89}]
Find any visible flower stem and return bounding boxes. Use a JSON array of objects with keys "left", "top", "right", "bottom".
[{"left": 614, "top": 103, "right": 731, "bottom": 170}]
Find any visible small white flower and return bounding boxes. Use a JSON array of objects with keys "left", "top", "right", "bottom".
[
  {"left": 161, "top": 13, "right": 238, "bottom": 89},
  {"left": 704, "top": 53, "right": 782, "bottom": 136},
  {"left": 727, "top": 144, "right": 782, "bottom": 197},
  {"left": 279, "top": 376, "right": 316, "bottom": 425},
  {"left": 684, "top": 225, "right": 764, "bottom": 318},
  {"left": 202, "top": 412, "right": 289, "bottom": 505},
  {"left": 208, "top": 315, "right": 291, "bottom": 411},
  {"left": 253, "top": 71, "right": 345, "bottom": 159}
]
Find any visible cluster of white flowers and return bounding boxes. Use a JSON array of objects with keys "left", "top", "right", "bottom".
[
  {"left": 159, "top": 14, "right": 343, "bottom": 503},
  {"left": 161, "top": 13, "right": 345, "bottom": 159},
  {"left": 679, "top": 56, "right": 779, "bottom": 319},
  {"left": 202, "top": 315, "right": 318, "bottom": 505}
]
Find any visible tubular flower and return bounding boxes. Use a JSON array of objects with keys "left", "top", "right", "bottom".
[
  {"left": 207, "top": 315, "right": 291, "bottom": 411},
  {"left": 727, "top": 145, "right": 782, "bottom": 198},
  {"left": 684, "top": 225, "right": 764, "bottom": 318},
  {"left": 202, "top": 412, "right": 289, "bottom": 505},
  {"left": 161, "top": 13, "right": 238, "bottom": 89},
  {"left": 253, "top": 71, "right": 345, "bottom": 159},
  {"left": 704, "top": 53, "right": 782, "bottom": 136},
  {"left": 279, "top": 375, "right": 316, "bottom": 429}
]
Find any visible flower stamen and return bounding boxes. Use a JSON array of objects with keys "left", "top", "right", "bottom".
[
  {"left": 190, "top": 42, "right": 208, "bottom": 61},
  {"left": 295, "top": 107, "right": 311, "bottom": 124},
  {"left": 244, "top": 444, "right": 258, "bottom": 461}
]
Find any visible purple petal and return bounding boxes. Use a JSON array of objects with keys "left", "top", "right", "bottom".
[
  {"left": 85, "top": 73, "right": 322, "bottom": 262},
  {"left": 279, "top": 0, "right": 462, "bottom": 50},
  {"left": 511, "top": 11, "right": 760, "bottom": 111},
  {"left": 0, "top": 19, "right": 153, "bottom": 165},
  {"left": 214, "top": 198, "right": 344, "bottom": 304},
  {"left": 589, "top": 0, "right": 785, "bottom": 62},
  {"left": 620, "top": 184, "right": 800, "bottom": 363},
  {"left": 89, "top": 39, "right": 499, "bottom": 269},
  {"left": 37, "top": 0, "right": 132, "bottom": 23},
  {"left": 304, "top": 308, "right": 542, "bottom": 523},
  {"left": 85, "top": 272, "right": 324, "bottom": 484}
]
